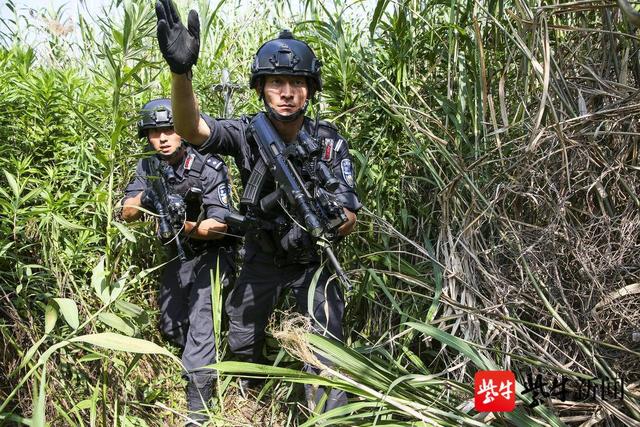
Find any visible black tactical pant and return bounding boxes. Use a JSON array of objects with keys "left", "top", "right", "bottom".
[
  {"left": 158, "top": 246, "right": 234, "bottom": 420},
  {"left": 226, "top": 245, "right": 347, "bottom": 412}
]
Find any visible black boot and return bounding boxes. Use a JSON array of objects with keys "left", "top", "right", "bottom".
[
  {"left": 185, "top": 373, "right": 214, "bottom": 426},
  {"left": 235, "top": 354, "right": 265, "bottom": 399},
  {"left": 303, "top": 364, "right": 347, "bottom": 413}
]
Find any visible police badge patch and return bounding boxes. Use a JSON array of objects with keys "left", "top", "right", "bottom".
[
  {"left": 341, "top": 159, "right": 355, "bottom": 187},
  {"left": 218, "top": 183, "right": 230, "bottom": 207}
]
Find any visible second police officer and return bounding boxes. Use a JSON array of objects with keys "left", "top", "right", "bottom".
[
  {"left": 121, "top": 99, "right": 235, "bottom": 424},
  {"left": 155, "top": 0, "right": 362, "bottom": 413}
]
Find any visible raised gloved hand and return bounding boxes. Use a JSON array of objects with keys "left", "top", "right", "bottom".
[
  {"left": 155, "top": 0, "right": 200, "bottom": 75},
  {"left": 280, "top": 223, "right": 312, "bottom": 252}
]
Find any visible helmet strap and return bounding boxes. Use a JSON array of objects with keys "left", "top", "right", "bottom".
[
  {"left": 163, "top": 143, "right": 186, "bottom": 165},
  {"left": 146, "top": 138, "right": 186, "bottom": 165},
  {"left": 262, "top": 93, "right": 310, "bottom": 123}
]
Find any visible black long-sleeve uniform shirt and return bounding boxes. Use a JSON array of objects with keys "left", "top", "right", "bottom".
[
  {"left": 198, "top": 113, "right": 362, "bottom": 213},
  {"left": 196, "top": 113, "right": 362, "bottom": 260}
]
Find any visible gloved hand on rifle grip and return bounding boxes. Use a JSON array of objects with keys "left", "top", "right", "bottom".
[
  {"left": 140, "top": 188, "right": 158, "bottom": 213},
  {"left": 280, "top": 223, "right": 312, "bottom": 252},
  {"left": 155, "top": 0, "right": 200, "bottom": 75}
]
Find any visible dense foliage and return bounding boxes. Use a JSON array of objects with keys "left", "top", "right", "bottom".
[{"left": 1, "top": 0, "right": 639, "bottom": 425}]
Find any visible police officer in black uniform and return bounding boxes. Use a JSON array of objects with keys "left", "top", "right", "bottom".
[
  {"left": 121, "top": 99, "right": 235, "bottom": 424},
  {"left": 155, "top": 0, "right": 362, "bottom": 413}
]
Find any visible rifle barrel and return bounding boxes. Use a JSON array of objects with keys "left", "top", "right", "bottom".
[{"left": 324, "top": 245, "right": 352, "bottom": 292}]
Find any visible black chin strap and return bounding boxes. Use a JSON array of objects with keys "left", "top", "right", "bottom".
[
  {"left": 262, "top": 95, "right": 310, "bottom": 123},
  {"left": 152, "top": 140, "right": 186, "bottom": 164}
]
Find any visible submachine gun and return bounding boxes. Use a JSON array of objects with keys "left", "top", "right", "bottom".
[
  {"left": 226, "top": 112, "right": 352, "bottom": 290},
  {"left": 143, "top": 156, "right": 190, "bottom": 261}
]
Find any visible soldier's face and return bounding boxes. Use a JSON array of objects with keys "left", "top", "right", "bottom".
[
  {"left": 147, "top": 126, "right": 182, "bottom": 158},
  {"left": 262, "top": 75, "right": 308, "bottom": 118}
]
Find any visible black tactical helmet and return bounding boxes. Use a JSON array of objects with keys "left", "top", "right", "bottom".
[
  {"left": 137, "top": 98, "right": 174, "bottom": 138},
  {"left": 249, "top": 29, "right": 322, "bottom": 97}
]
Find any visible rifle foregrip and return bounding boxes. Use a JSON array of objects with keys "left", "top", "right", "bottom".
[
  {"left": 259, "top": 188, "right": 282, "bottom": 213},
  {"left": 225, "top": 212, "right": 246, "bottom": 228}
]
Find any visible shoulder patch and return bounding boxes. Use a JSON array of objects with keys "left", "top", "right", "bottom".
[
  {"left": 184, "top": 153, "right": 196, "bottom": 170},
  {"left": 206, "top": 156, "right": 223, "bottom": 170},
  {"left": 321, "top": 138, "right": 334, "bottom": 162},
  {"left": 217, "top": 183, "right": 230, "bottom": 207},
  {"left": 341, "top": 158, "right": 355, "bottom": 188}
]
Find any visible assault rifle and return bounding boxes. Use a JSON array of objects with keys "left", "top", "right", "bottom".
[
  {"left": 226, "top": 112, "right": 352, "bottom": 290},
  {"left": 144, "top": 156, "right": 188, "bottom": 261}
]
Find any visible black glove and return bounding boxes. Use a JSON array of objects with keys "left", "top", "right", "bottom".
[
  {"left": 155, "top": 0, "right": 200, "bottom": 75},
  {"left": 140, "top": 188, "right": 158, "bottom": 213},
  {"left": 280, "top": 223, "right": 312, "bottom": 252}
]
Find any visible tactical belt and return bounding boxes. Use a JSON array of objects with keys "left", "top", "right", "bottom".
[{"left": 244, "top": 236, "right": 318, "bottom": 267}]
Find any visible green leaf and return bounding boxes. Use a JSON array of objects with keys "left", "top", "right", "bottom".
[
  {"left": 19, "top": 336, "right": 46, "bottom": 370},
  {"left": 300, "top": 401, "right": 395, "bottom": 427},
  {"left": 211, "top": 259, "right": 222, "bottom": 363},
  {"left": 53, "top": 298, "right": 79, "bottom": 330},
  {"left": 92, "top": 256, "right": 109, "bottom": 305},
  {"left": 98, "top": 313, "right": 135, "bottom": 336},
  {"left": 110, "top": 269, "right": 130, "bottom": 302},
  {"left": 44, "top": 303, "right": 58, "bottom": 334},
  {"left": 3, "top": 170, "right": 20, "bottom": 199},
  {"left": 119, "top": 415, "right": 150, "bottom": 427},
  {"left": 210, "top": 361, "right": 352, "bottom": 388},
  {"left": 52, "top": 213, "right": 86, "bottom": 231},
  {"left": 0, "top": 414, "right": 31, "bottom": 425},
  {"left": 31, "top": 365, "right": 47, "bottom": 427},
  {"left": 306, "top": 334, "right": 395, "bottom": 386},
  {"left": 68, "top": 333, "right": 181, "bottom": 365},
  {"left": 121, "top": 5, "right": 131, "bottom": 52},
  {"left": 114, "top": 221, "right": 136, "bottom": 243},
  {"left": 21, "top": 187, "right": 41, "bottom": 204},
  {"left": 78, "top": 354, "right": 105, "bottom": 363},
  {"left": 369, "top": 0, "right": 390, "bottom": 38},
  {"left": 69, "top": 398, "right": 93, "bottom": 413},
  {"left": 90, "top": 380, "right": 99, "bottom": 425},
  {"left": 114, "top": 300, "right": 144, "bottom": 318},
  {"left": 37, "top": 341, "right": 70, "bottom": 366},
  {"left": 307, "top": 265, "right": 324, "bottom": 330},
  {"left": 0, "top": 241, "right": 14, "bottom": 258},
  {"left": 112, "top": 28, "right": 123, "bottom": 49},
  {"left": 406, "top": 322, "right": 496, "bottom": 370}
]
